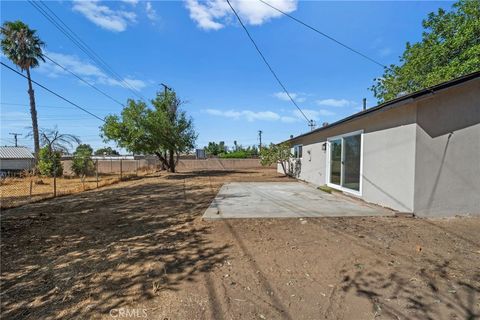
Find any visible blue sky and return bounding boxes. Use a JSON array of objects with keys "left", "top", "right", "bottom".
[{"left": 1, "top": 0, "right": 453, "bottom": 152}]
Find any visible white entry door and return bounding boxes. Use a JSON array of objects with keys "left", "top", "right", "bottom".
[{"left": 326, "top": 130, "right": 363, "bottom": 195}]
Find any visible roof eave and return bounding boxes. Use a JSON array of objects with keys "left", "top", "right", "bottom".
[{"left": 281, "top": 71, "right": 480, "bottom": 144}]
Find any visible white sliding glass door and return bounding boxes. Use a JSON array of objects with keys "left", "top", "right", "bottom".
[{"left": 327, "top": 131, "right": 363, "bottom": 195}]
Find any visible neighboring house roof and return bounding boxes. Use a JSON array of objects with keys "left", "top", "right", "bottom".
[
  {"left": 284, "top": 71, "right": 480, "bottom": 143},
  {"left": 0, "top": 146, "right": 35, "bottom": 159}
]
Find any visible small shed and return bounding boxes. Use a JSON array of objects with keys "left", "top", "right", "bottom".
[{"left": 0, "top": 146, "right": 35, "bottom": 172}]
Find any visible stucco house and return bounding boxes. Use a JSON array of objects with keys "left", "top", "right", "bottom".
[
  {"left": 0, "top": 146, "right": 35, "bottom": 172},
  {"left": 279, "top": 71, "right": 480, "bottom": 217}
]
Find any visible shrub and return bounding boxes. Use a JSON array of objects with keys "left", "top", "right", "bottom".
[
  {"left": 219, "top": 150, "right": 249, "bottom": 159},
  {"left": 260, "top": 143, "right": 292, "bottom": 176},
  {"left": 37, "top": 146, "right": 63, "bottom": 177},
  {"left": 72, "top": 144, "right": 94, "bottom": 177}
]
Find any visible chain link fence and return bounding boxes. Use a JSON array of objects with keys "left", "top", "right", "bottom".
[
  {"left": 0, "top": 158, "right": 161, "bottom": 209},
  {"left": 1, "top": 158, "right": 270, "bottom": 209}
]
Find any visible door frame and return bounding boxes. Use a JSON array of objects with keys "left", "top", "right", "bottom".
[{"left": 325, "top": 130, "right": 364, "bottom": 196}]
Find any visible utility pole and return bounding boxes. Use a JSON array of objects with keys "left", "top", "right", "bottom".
[
  {"left": 9, "top": 132, "right": 22, "bottom": 147},
  {"left": 160, "top": 83, "right": 175, "bottom": 115},
  {"left": 308, "top": 119, "right": 316, "bottom": 131},
  {"left": 160, "top": 83, "right": 172, "bottom": 96},
  {"left": 258, "top": 130, "right": 263, "bottom": 151}
]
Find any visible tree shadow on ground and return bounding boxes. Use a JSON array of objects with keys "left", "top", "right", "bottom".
[
  {"left": 301, "top": 217, "right": 480, "bottom": 320},
  {"left": 219, "top": 219, "right": 294, "bottom": 320},
  {"left": 340, "top": 258, "right": 480, "bottom": 320},
  {"left": 0, "top": 175, "right": 230, "bottom": 319}
]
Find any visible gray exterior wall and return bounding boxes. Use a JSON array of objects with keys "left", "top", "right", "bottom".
[
  {"left": 279, "top": 77, "right": 479, "bottom": 216},
  {"left": 279, "top": 103, "right": 417, "bottom": 212},
  {"left": 413, "top": 79, "right": 480, "bottom": 216}
]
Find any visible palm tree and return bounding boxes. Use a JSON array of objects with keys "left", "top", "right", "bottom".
[{"left": 1, "top": 20, "right": 45, "bottom": 158}]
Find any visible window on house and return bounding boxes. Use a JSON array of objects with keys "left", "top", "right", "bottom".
[{"left": 293, "top": 145, "right": 303, "bottom": 158}]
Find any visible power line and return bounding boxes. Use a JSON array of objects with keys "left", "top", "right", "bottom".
[
  {"left": 225, "top": 0, "right": 311, "bottom": 125},
  {"left": 1, "top": 138, "right": 16, "bottom": 144},
  {"left": 1, "top": 102, "right": 113, "bottom": 110},
  {"left": 43, "top": 54, "right": 124, "bottom": 107},
  {"left": 2, "top": 116, "right": 104, "bottom": 121},
  {"left": 28, "top": 0, "right": 148, "bottom": 102},
  {"left": 1, "top": 62, "right": 105, "bottom": 122},
  {"left": 257, "top": 0, "right": 388, "bottom": 69},
  {"left": 34, "top": 0, "right": 146, "bottom": 100}
]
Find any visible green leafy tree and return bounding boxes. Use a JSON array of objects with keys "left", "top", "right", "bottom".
[
  {"left": 101, "top": 90, "right": 197, "bottom": 173},
  {"left": 94, "top": 147, "right": 119, "bottom": 156},
  {"left": 246, "top": 145, "right": 259, "bottom": 157},
  {"left": 205, "top": 141, "right": 226, "bottom": 156},
  {"left": 371, "top": 0, "right": 480, "bottom": 102},
  {"left": 1, "top": 21, "right": 45, "bottom": 157},
  {"left": 72, "top": 144, "right": 94, "bottom": 178},
  {"left": 260, "top": 143, "right": 292, "bottom": 176},
  {"left": 220, "top": 144, "right": 259, "bottom": 158},
  {"left": 37, "top": 146, "right": 63, "bottom": 177},
  {"left": 220, "top": 150, "right": 249, "bottom": 159}
]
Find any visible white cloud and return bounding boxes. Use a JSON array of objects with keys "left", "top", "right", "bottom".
[
  {"left": 184, "top": 0, "right": 226, "bottom": 30},
  {"left": 203, "top": 105, "right": 337, "bottom": 124},
  {"left": 185, "top": 0, "right": 297, "bottom": 30},
  {"left": 280, "top": 116, "right": 298, "bottom": 123},
  {"left": 99, "top": 77, "right": 147, "bottom": 91},
  {"left": 145, "top": 2, "right": 158, "bottom": 21},
  {"left": 72, "top": 0, "right": 137, "bottom": 32},
  {"left": 122, "top": 0, "right": 139, "bottom": 5},
  {"left": 316, "top": 98, "right": 357, "bottom": 108},
  {"left": 294, "top": 108, "right": 335, "bottom": 121},
  {"left": 273, "top": 91, "right": 306, "bottom": 103},
  {"left": 204, "top": 105, "right": 335, "bottom": 123},
  {"left": 38, "top": 51, "right": 147, "bottom": 91},
  {"left": 205, "top": 108, "right": 285, "bottom": 122},
  {"left": 205, "top": 108, "right": 299, "bottom": 123},
  {"left": 379, "top": 47, "right": 393, "bottom": 57}
]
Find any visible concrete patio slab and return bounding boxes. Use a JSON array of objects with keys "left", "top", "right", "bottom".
[{"left": 203, "top": 182, "right": 394, "bottom": 219}]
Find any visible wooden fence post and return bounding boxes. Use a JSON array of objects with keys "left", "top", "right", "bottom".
[
  {"left": 53, "top": 160, "right": 57, "bottom": 198},
  {"left": 120, "top": 159, "right": 123, "bottom": 180},
  {"left": 53, "top": 175, "right": 57, "bottom": 197},
  {"left": 96, "top": 160, "right": 99, "bottom": 188}
]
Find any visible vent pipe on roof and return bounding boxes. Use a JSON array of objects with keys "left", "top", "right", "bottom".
[
  {"left": 363, "top": 98, "right": 367, "bottom": 111},
  {"left": 290, "top": 135, "right": 294, "bottom": 139}
]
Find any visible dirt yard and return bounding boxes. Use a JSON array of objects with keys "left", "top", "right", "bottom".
[
  {"left": 1, "top": 169, "right": 479, "bottom": 319},
  {"left": 0, "top": 171, "right": 150, "bottom": 209}
]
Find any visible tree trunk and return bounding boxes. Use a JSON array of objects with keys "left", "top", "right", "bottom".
[
  {"left": 154, "top": 150, "right": 176, "bottom": 173},
  {"left": 161, "top": 151, "right": 167, "bottom": 170},
  {"left": 280, "top": 161, "right": 288, "bottom": 176},
  {"left": 26, "top": 68, "right": 40, "bottom": 159},
  {"left": 168, "top": 149, "right": 175, "bottom": 173},
  {"left": 154, "top": 152, "right": 169, "bottom": 171}
]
